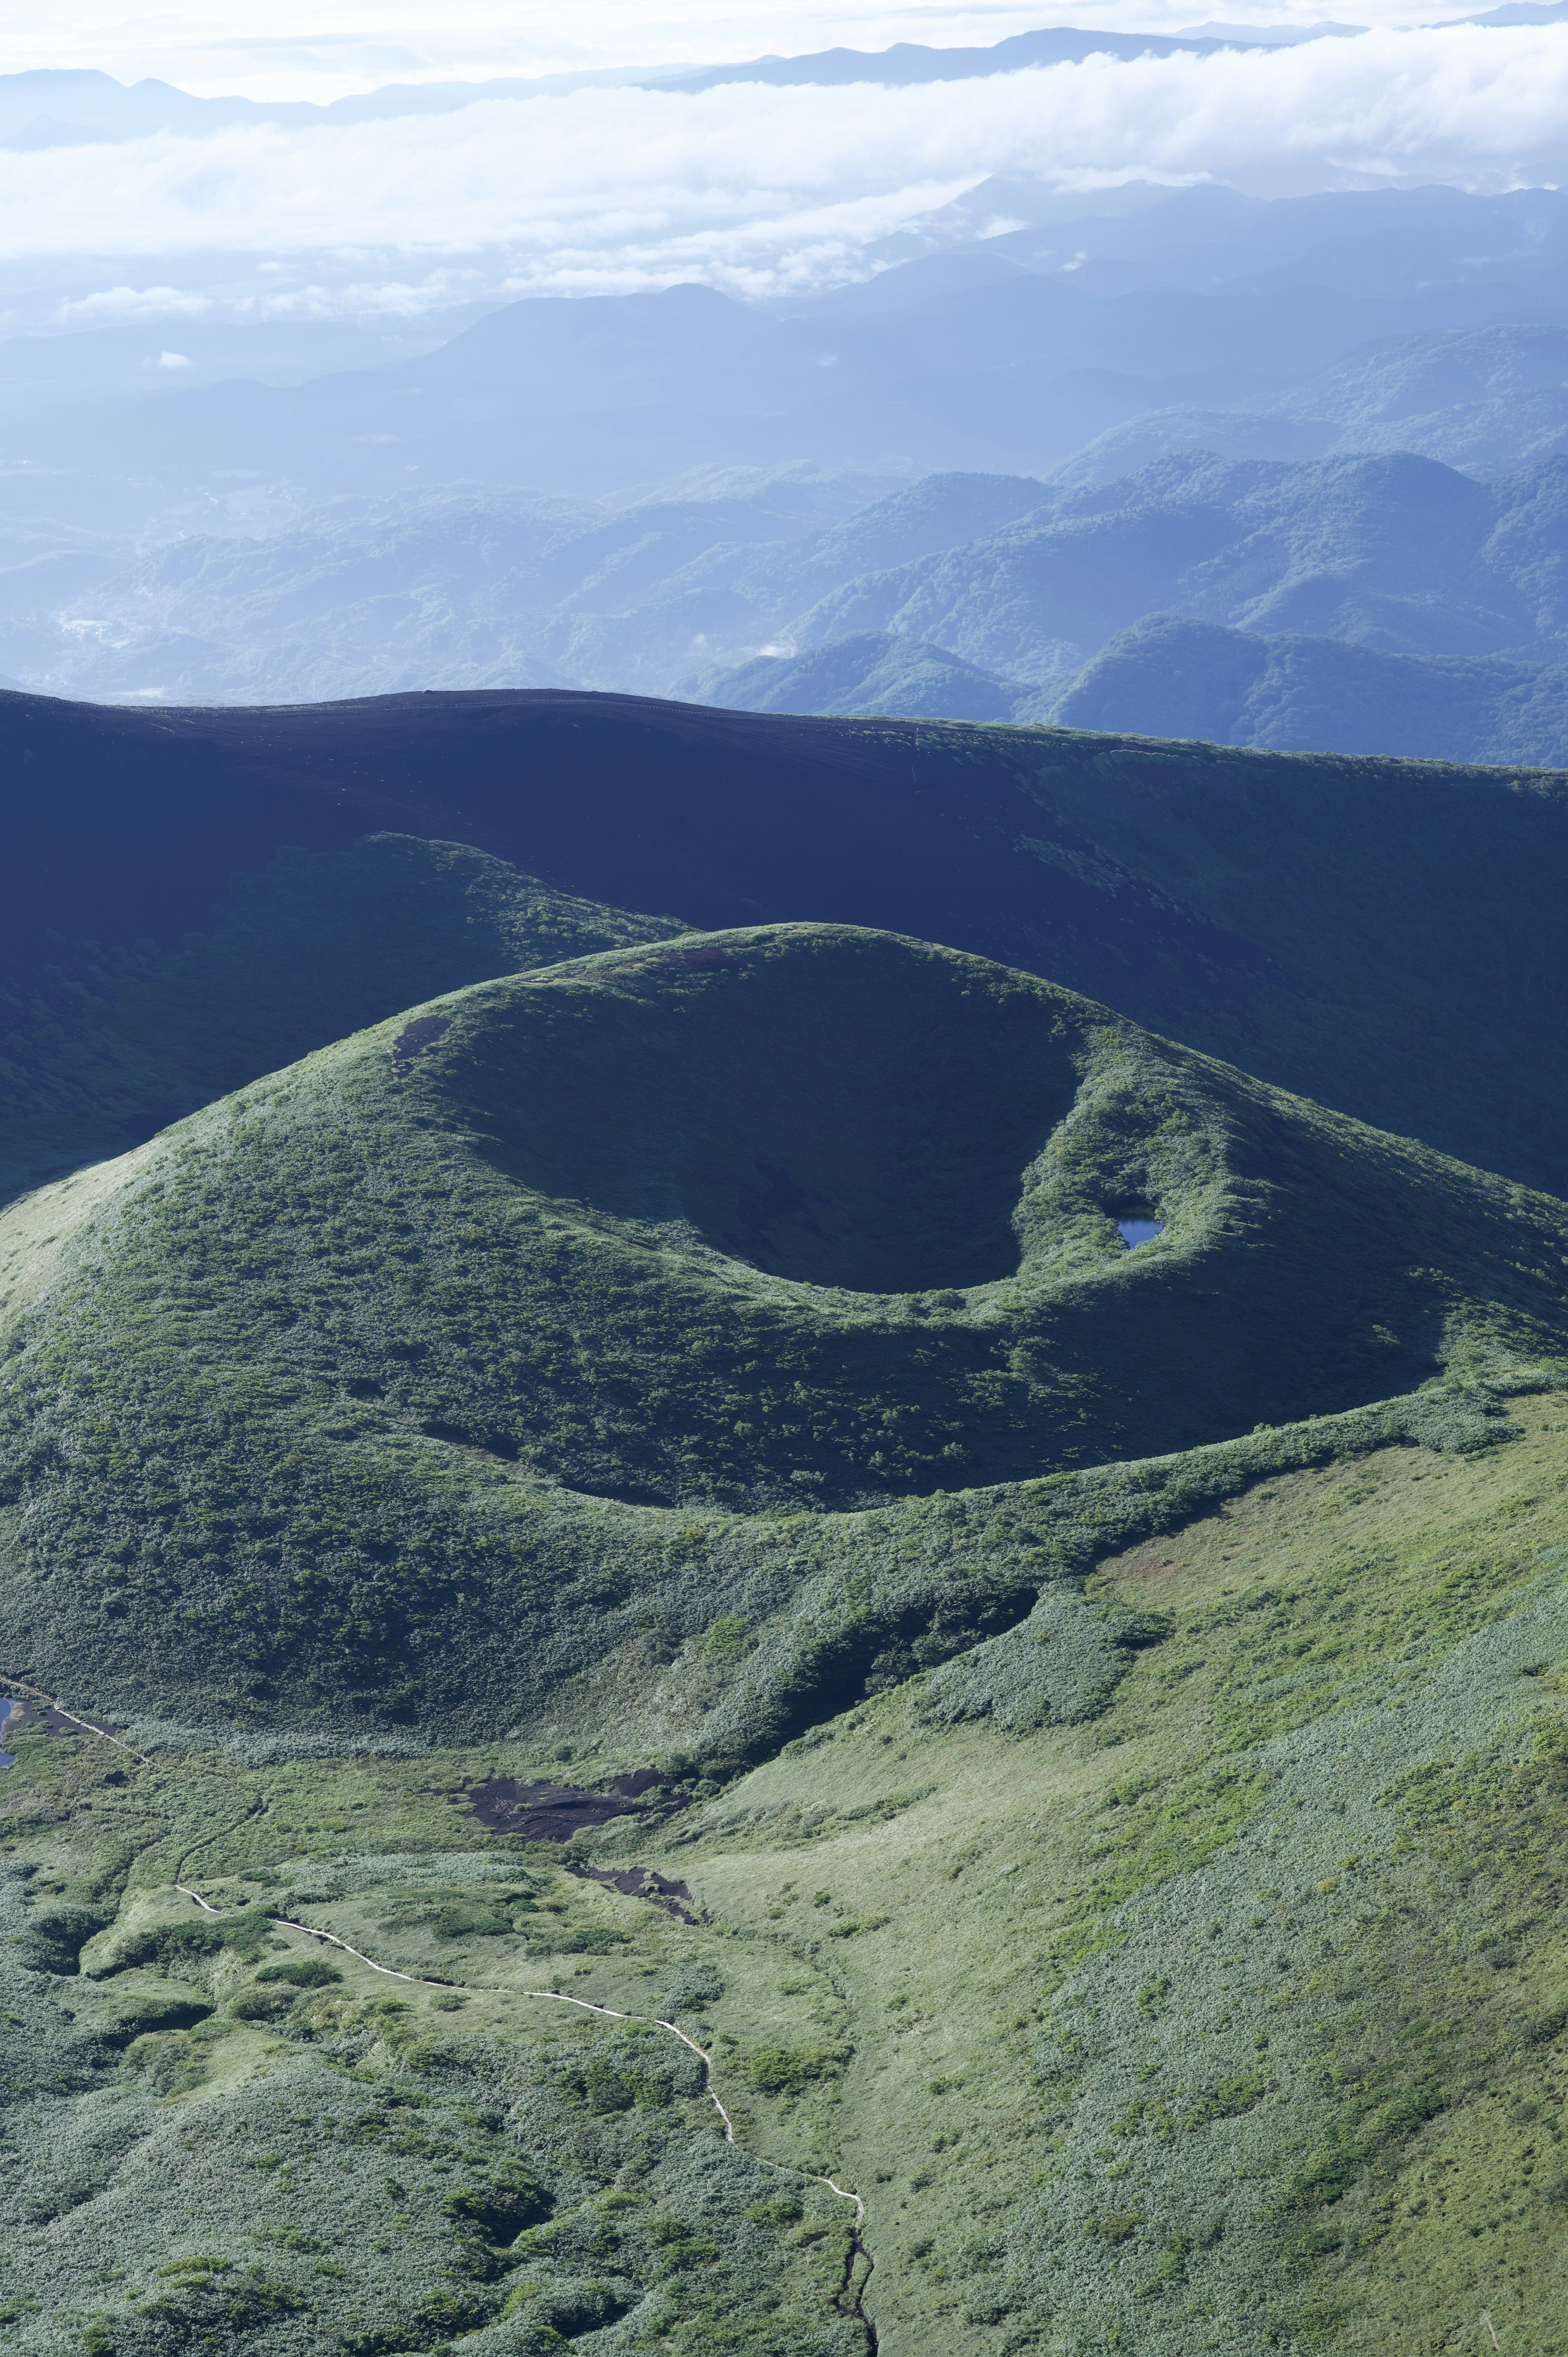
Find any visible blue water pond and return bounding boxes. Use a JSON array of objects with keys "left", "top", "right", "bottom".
[{"left": 1118, "top": 1219, "right": 1165, "bottom": 1249}]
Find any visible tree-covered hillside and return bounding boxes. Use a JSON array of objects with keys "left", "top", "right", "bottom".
[
  {"left": 1041, "top": 613, "right": 1568, "bottom": 764},
  {"left": 793, "top": 450, "right": 1568, "bottom": 683}
]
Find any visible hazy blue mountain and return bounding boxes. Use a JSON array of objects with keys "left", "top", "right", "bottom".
[
  {"left": 689, "top": 629, "right": 1022, "bottom": 720},
  {"left": 686, "top": 608, "right": 1568, "bottom": 771},
  {"left": 1051, "top": 407, "right": 1332, "bottom": 489},
  {"left": 982, "top": 182, "right": 1568, "bottom": 304},
  {"left": 1058, "top": 319, "right": 1568, "bottom": 487},
  {"left": 11, "top": 159, "right": 1568, "bottom": 544},
  {"left": 37, "top": 187, "right": 1568, "bottom": 520},
  {"left": 18, "top": 447, "right": 1568, "bottom": 713},
  {"left": 1259, "top": 321, "right": 1568, "bottom": 473},
  {"left": 795, "top": 450, "right": 1568, "bottom": 683},
  {"left": 660, "top": 22, "right": 1265, "bottom": 91},
  {"left": 1042, "top": 611, "right": 1568, "bottom": 763},
  {"left": 724, "top": 471, "right": 1051, "bottom": 614},
  {"left": 0, "top": 469, "right": 886, "bottom": 705},
  {"left": 0, "top": 28, "right": 1318, "bottom": 152}
]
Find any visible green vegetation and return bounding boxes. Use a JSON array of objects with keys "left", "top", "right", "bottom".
[
  {"left": 3, "top": 921, "right": 1568, "bottom": 1757},
  {"left": 5, "top": 838, "right": 1568, "bottom": 2354},
  {"left": 0, "top": 829, "right": 682, "bottom": 1203},
  {"left": 1, "top": 1398, "right": 1566, "bottom": 2354}
]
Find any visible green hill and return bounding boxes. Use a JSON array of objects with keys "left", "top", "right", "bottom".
[
  {"left": 4, "top": 921, "right": 1565, "bottom": 1755},
  {"left": 0, "top": 828, "right": 682, "bottom": 1204},
  {"left": 3, "top": 1103, "right": 1568, "bottom": 2354},
  {"left": 6, "top": 707, "right": 1568, "bottom": 2357}
]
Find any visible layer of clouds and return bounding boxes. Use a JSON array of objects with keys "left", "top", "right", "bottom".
[
  {"left": 0, "top": 4, "right": 1114, "bottom": 102},
  {"left": 3, "top": 30, "right": 1567, "bottom": 293},
  {"left": 53, "top": 284, "right": 215, "bottom": 322}
]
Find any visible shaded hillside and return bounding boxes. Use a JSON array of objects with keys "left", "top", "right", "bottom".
[
  {"left": 2, "top": 923, "right": 1566, "bottom": 1745},
  {"left": 9, "top": 685, "right": 1568, "bottom": 1200},
  {"left": 1044, "top": 612, "right": 1568, "bottom": 764},
  {"left": 797, "top": 450, "right": 1568, "bottom": 680},
  {"left": 0, "top": 830, "right": 682, "bottom": 1200}
]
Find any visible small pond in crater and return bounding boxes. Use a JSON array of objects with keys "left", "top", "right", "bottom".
[{"left": 1118, "top": 1219, "right": 1165, "bottom": 1249}]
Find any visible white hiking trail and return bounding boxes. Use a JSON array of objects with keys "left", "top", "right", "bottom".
[
  {"left": 0, "top": 1667, "right": 869, "bottom": 2242},
  {"left": 176, "top": 1879, "right": 867, "bottom": 2232}
]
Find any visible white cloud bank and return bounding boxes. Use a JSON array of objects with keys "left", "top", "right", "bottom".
[
  {"left": 3, "top": 29, "right": 1568, "bottom": 294},
  {"left": 0, "top": 3, "right": 1218, "bottom": 101}
]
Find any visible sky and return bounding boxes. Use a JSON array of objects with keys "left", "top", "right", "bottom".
[
  {"left": 0, "top": 0, "right": 1508, "bottom": 97},
  {"left": 2, "top": 3, "right": 1566, "bottom": 311}
]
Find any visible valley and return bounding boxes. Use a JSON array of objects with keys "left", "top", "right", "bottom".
[{"left": 4, "top": 1394, "right": 1567, "bottom": 2355}]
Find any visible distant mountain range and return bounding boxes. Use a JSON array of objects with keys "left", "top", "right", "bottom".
[
  {"left": 23, "top": 181, "right": 1568, "bottom": 531},
  {"left": 690, "top": 447, "right": 1568, "bottom": 764},
  {"left": 3, "top": 173, "right": 1568, "bottom": 763},
  {"left": 19, "top": 447, "right": 1568, "bottom": 768},
  {"left": 695, "top": 615, "right": 1568, "bottom": 768},
  {"left": 0, "top": 27, "right": 1367, "bottom": 151}
]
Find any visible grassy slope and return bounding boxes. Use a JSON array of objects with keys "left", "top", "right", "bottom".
[
  {"left": 13, "top": 684, "right": 1568, "bottom": 1200},
  {"left": 3, "top": 1397, "right": 1566, "bottom": 2355},
  {"left": 0, "top": 830, "right": 682, "bottom": 1204},
  {"left": 4, "top": 922, "right": 1568, "bottom": 1744}
]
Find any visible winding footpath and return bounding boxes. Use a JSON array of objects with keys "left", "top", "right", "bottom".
[
  {"left": 0, "top": 1670, "right": 873, "bottom": 2335},
  {"left": 174, "top": 1881, "right": 868, "bottom": 2237}
]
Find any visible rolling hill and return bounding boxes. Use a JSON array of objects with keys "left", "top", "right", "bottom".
[
  {"left": 6, "top": 920, "right": 1562, "bottom": 1748},
  {"left": 5, "top": 686, "right": 1568, "bottom": 2357},
  {"left": 9, "top": 684, "right": 1568, "bottom": 1204},
  {"left": 1040, "top": 612, "right": 1568, "bottom": 763}
]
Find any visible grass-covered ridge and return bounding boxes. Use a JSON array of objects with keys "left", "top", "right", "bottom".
[
  {"left": 3, "top": 1396, "right": 1567, "bottom": 2357},
  {"left": 0, "top": 829, "right": 682, "bottom": 1205},
  {"left": 3, "top": 920, "right": 1568, "bottom": 1748}
]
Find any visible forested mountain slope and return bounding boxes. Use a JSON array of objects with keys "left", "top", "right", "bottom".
[{"left": 795, "top": 450, "right": 1568, "bottom": 682}]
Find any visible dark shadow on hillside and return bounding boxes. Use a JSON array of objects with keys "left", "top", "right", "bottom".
[{"left": 427, "top": 927, "right": 1077, "bottom": 1293}]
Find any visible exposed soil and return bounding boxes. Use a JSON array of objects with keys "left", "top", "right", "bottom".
[
  {"left": 2, "top": 1697, "right": 123, "bottom": 1739},
  {"left": 568, "top": 1862, "right": 703, "bottom": 1924},
  {"left": 458, "top": 1771, "right": 679, "bottom": 1842},
  {"left": 390, "top": 1013, "right": 450, "bottom": 1075}
]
